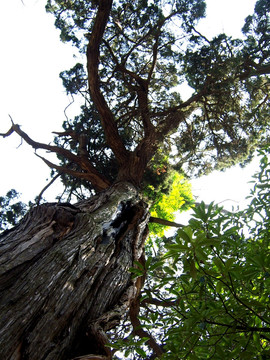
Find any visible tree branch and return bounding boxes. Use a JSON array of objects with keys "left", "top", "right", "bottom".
[
  {"left": 205, "top": 319, "right": 270, "bottom": 333},
  {"left": 103, "top": 39, "right": 155, "bottom": 138},
  {"left": 141, "top": 297, "right": 181, "bottom": 308},
  {"left": 36, "top": 173, "right": 61, "bottom": 205},
  {"left": 87, "top": 0, "right": 129, "bottom": 166},
  {"left": 36, "top": 154, "right": 110, "bottom": 193},
  {"left": 238, "top": 61, "right": 270, "bottom": 80},
  {"left": 129, "top": 296, "right": 164, "bottom": 358},
  {"left": 1, "top": 120, "right": 111, "bottom": 192},
  {"left": 129, "top": 255, "right": 164, "bottom": 358},
  {"left": 149, "top": 216, "right": 184, "bottom": 228}
]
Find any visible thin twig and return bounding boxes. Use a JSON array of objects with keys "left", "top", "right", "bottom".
[{"left": 36, "top": 173, "right": 61, "bottom": 205}]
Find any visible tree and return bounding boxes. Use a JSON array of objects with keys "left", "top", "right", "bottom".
[
  {"left": 0, "top": 189, "right": 28, "bottom": 231},
  {"left": 0, "top": 0, "right": 269, "bottom": 359}
]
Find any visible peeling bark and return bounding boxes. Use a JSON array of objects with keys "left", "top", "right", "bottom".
[{"left": 0, "top": 182, "right": 149, "bottom": 360}]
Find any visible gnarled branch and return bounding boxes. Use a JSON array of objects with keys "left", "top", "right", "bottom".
[
  {"left": 87, "top": 0, "right": 129, "bottom": 166},
  {"left": 35, "top": 154, "right": 111, "bottom": 193},
  {"left": 1, "top": 119, "right": 111, "bottom": 192},
  {"left": 129, "top": 295, "right": 164, "bottom": 358}
]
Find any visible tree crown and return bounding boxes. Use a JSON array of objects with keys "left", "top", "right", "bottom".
[{"left": 1, "top": 0, "right": 269, "bottom": 198}]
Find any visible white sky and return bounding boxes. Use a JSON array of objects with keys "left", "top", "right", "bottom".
[{"left": 0, "top": 0, "right": 260, "bottom": 209}]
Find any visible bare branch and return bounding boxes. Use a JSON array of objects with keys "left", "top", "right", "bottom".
[
  {"left": 0, "top": 115, "right": 16, "bottom": 137},
  {"left": 141, "top": 297, "right": 181, "bottom": 308},
  {"left": 104, "top": 39, "right": 155, "bottom": 137},
  {"left": 35, "top": 154, "right": 111, "bottom": 193},
  {"left": 147, "top": 32, "right": 160, "bottom": 83},
  {"left": 130, "top": 295, "right": 164, "bottom": 358},
  {"left": 36, "top": 173, "right": 61, "bottom": 205},
  {"left": 149, "top": 217, "right": 184, "bottom": 228},
  {"left": 129, "top": 255, "right": 164, "bottom": 358},
  {"left": 0, "top": 126, "right": 15, "bottom": 138},
  {"left": 1, "top": 121, "right": 111, "bottom": 192},
  {"left": 1, "top": 122, "right": 80, "bottom": 163},
  {"left": 64, "top": 94, "right": 74, "bottom": 123},
  {"left": 52, "top": 130, "right": 78, "bottom": 140}
]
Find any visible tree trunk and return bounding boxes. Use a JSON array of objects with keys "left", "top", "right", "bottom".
[{"left": 0, "top": 182, "right": 149, "bottom": 360}]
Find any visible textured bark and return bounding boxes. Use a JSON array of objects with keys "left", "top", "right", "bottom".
[{"left": 0, "top": 182, "right": 149, "bottom": 360}]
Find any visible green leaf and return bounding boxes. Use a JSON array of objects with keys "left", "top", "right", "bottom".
[
  {"left": 177, "top": 227, "right": 193, "bottom": 243},
  {"left": 190, "top": 259, "right": 197, "bottom": 279},
  {"left": 163, "top": 266, "right": 176, "bottom": 276},
  {"left": 216, "top": 280, "right": 223, "bottom": 293},
  {"left": 145, "top": 256, "right": 152, "bottom": 270},
  {"left": 148, "top": 260, "right": 164, "bottom": 271},
  {"left": 129, "top": 267, "right": 144, "bottom": 276},
  {"left": 225, "top": 257, "right": 234, "bottom": 271},
  {"left": 213, "top": 257, "right": 224, "bottom": 272},
  {"left": 136, "top": 347, "right": 147, "bottom": 357},
  {"left": 166, "top": 243, "right": 189, "bottom": 251},
  {"left": 195, "top": 247, "right": 208, "bottom": 261},
  {"left": 133, "top": 260, "right": 145, "bottom": 271}
]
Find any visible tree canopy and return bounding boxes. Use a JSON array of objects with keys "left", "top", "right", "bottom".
[
  {"left": 0, "top": 190, "right": 28, "bottom": 231},
  {"left": 1, "top": 0, "right": 269, "bottom": 198}
]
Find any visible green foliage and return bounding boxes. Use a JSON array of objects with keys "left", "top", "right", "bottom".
[
  {"left": 0, "top": 190, "right": 28, "bottom": 231},
  {"left": 59, "top": 63, "right": 87, "bottom": 95},
  {"left": 110, "top": 147, "right": 270, "bottom": 359},
  {"left": 242, "top": 0, "right": 270, "bottom": 59},
  {"left": 147, "top": 171, "right": 193, "bottom": 236},
  {"left": 109, "top": 335, "right": 149, "bottom": 359},
  {"left": 180, "top": 14, "right": 270, "bottom": 176},
  {"left": 161, "top": 199, "right": 270, "bottom": 358}
]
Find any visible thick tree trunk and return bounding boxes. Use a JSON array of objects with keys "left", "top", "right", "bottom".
[{"left": 0, "top": 182, "right": 149, "bottom": 360}]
